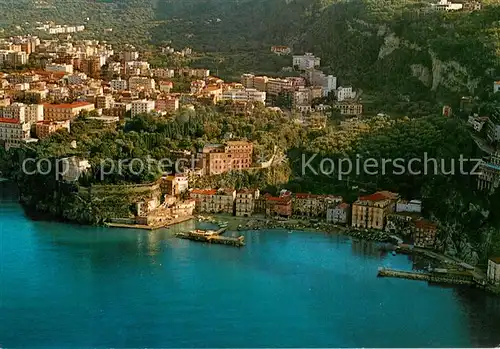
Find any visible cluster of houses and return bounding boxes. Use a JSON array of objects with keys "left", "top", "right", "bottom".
[{"left": 188, "top": 188, "right": 438, "bottom": 249}]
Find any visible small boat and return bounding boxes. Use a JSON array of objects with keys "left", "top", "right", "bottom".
[
  {"left": 391, "top": 251, "right": 397, "bottom": 256},
  {"left": 288, "top": 230, "right": 293, "bottom": 234}
]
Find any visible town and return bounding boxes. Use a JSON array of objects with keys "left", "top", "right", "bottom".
[{"left": 0, "top": 5, "right": 499, "bottom": 295}]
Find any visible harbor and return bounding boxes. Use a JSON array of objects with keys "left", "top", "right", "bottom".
[
  {"left": 105, "top": 215, "right": 194, "bottom": 230},
  {"left": 175, "top": 227, "right": 245, "bottom": 247}
]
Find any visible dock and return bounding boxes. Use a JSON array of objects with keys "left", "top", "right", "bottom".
[
  {"left": 377, "top": 267, "right": 474, "bottom": 286},
  {"left": 175, "top": 228, "right": 245, "bottom": 247},
  {"left": 105, "top": 216, "right": 193, "bottom": 230}
]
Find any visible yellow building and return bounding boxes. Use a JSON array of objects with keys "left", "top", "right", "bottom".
[
  {"left": 351, "top": 191, "right": 399, "bottom": 230},
  {"left": 43, "top": 101, "right": 95, "bottom": 121},
  {"left": 235, "top": 189, "right": 260, "bottom": 217}
]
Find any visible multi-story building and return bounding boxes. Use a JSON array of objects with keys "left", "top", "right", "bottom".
[
  {"left": 335, "top": 102, "right": 363, "bottom": 116},
  {"left": 253, "top": 76, "right": 269, "bottom": 92},
  {"left": 128, "top": 76, "right": 155, "bottom": 92},
  {"left": 292, "top": 193, "right": 343, "bottom": 218},
  {"left": 131, "top": 100, "right": 155, "bottom": 117},
  {"left": 35, "top": 120, "right": 71, "bottom": 139},
  {"left": 241, "top": 74, "right": 255, "bottom": 88},
  {"left": 351, "top": 191, "right": 399, "bottom": 230},
  {"left": 326, "top": 203, "right": 351, "bottom": 225},
  {"left": 0, "top": 118, "right": 31, "bottom": 149},
  {"left": 235, "top": 189, "right": 260, "bottom": 217},
  {"left": 293, "top": 53, "right": 320, "bottom": 70},
  {"left": 265, "top": 195, "right": 292, "bottom": 218},
  {"left": 43, "top": 102, "right": 95, "bottom": 121},
  {"left": 487, "top": 258, "right": 500, "bottom": 285},
  {"left": 431, "top": 0, "right": 463, "bottom": 11},
  {"left": 161, "top": 174, "right": 189, "bottom": 197},
  {"left": 95, "top": 95, "right": 114, "bottom": 109},
  {"left": 152, "top": 68, "right": 175, "bottom": 79},
  {"left": 155, "top": 97, "right": 179, "bottom": 113},
  {"left": 336, "top": 86, "right": 356, "bottom": 102},
  {"left": 201, "top": 141, "right": 253, "bottom": 176},
  {"left": 412, "top": 218, "right": 438, "bottom": 248},
  {"left": 266, "top": 78, "right": 292, "bottom": 97},
  {"left": 214, "top": 188, "right": 236, "bottom": 214},
  {"left": 45, "top": 63, "right": 73, "bottom": 74},
  {"left": 463, "top": 0, "right": 481, "bottom": 11},
  {"left": 190, "top": 80, "right": 206, "bottom": 94},
  {"left": 78, "top": 57, "right": 101, "bottom": 79},
  {"left": 0, "top": 103, "right": 43, "bottom": 123},
  {"left": 190, "top": 189, "right": 217, "bottom": 213},
  {"left": 120, "top": 51, "right": 139, "bottom": 62},
  {"left": 221, "top": 88, "right": 266, "bottom": 104},
  {"left": 110, "top": 78, "right": 128, "bottom": 91},
  {"left": 477, "top": 152, "right": 500, "bottom": 192}
]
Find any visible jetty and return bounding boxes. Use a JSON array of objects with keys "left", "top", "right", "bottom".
[
  {"left": 377, "top": 267, "right": 474, "bottom": 286},
  {"left": 176, "top": 228, "right": 245, "bottom": 247},
  {"left": 105, "top": 215, "right": 193, "bottom": 230}
]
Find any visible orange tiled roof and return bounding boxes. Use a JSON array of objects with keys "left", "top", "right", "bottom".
[
  {"left": 191, "top": 189, "right": 217, "bottom": 195},
  {"left": 358, "top": 192, "right": 389, "bottom": 202},
  {"left": 43, "top": 102, "right": 93, "bottom": 109},
  {"left": 0, "top": 117, "right": 19, "bottom": 124}
]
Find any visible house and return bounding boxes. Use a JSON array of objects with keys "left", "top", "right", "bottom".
[
  {"left": 235, "top": 189, "right": 260, "bottom": 217},
  {"left": 265, "top": 195, "right": 292, "bottom": 218},
  {"left": 336, "top": 86, "right": 356, "bottom": 102},
  {"left": 335, "top": 102, "right": 363, "bottom": 116},
  {"left": 292, "top": 193, "right": 343, "bottom": 218},
  {"left": 413, "top": 218, "right": 438, "bottom": 248},
  {"left": 351, "top": 191, "right": 399, "bottom": 230},
  {"left": 487, "top": 258, "right": 500, "bottom": 285},
  {"left": 431, "top": 0, "right": 463, "bottom": 11},
  {"left": 36, "top": 120, "right": 70, "bottom": 139},
  {"left": 293, "top": 53, "right": 320, "bottom": 70},
  {"left": 385, "top": 213, "right": 414, "bottom": 236},
  {"left": 326, "top": 203, "right": 350, "bottom": 224}
]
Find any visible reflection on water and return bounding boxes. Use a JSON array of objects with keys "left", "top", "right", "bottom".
[{"left": 351, "top": 238, "right": 386, "bottom": 258}]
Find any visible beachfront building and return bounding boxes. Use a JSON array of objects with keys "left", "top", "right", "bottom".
[
  {"left": 190, "top": 189, "right": 217, "bottom": 213},
  {"left": 351, "top": 191, "right": 399, "bottom": 230},
  {"left": 265, "top": 194, "right": 292, "bottom": 218},
  {"left": 412, "top": 218, "right": 438, "bottom": 248},
  {"left": 487, "top": 258, "right": 500, "bottom": 285},
  {"left": 161, "top": 175, "right": 189, "bottom": 197},
  {"left": 214, "top": 188, "right": 236, "bottom": 214},
  {"left": 326, "top": 203, "right": 351, "bottom": 225},
  {"left": 235, "top": 189, "right": 260, "bottom": 217},
  {"left": 292, "top": 193, "right": 343, "bottom": 218}
]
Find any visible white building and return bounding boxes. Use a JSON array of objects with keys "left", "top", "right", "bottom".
[
  {"left": 336, "top": 86, "right": 356, "bottom": 102},
  {"left": 293, "top": 88, "right": 311, "bottom": 107},
  {"left": 131, "top": 100, "right": 155, "bottom": 117},
  {"left": 110, "top": 78, "right": 128, "bottom": 91},
  {"left": 0, "top": 103, "right": 43, "bottom": 123},
  {"left": 431, "top": 0, "right": 463, "bottom": 11},
  {"left": 494, "top": 81, "right": 500, "bottom": 94},
  {"left": 396, "top": 199, "right": 422, "bottom": 213},
  {"left": 293, "top": 53, "right": 321, "bottom": 70},
  {"left": 487, "top": 258, "right": 500, "bottom": 285},
  {"left": 221, "top": 88, "right": 266, "bottom": 104},
  {"left": 152, "top": 68, "right": 175, "bottom": 79},
  {"left": 121, "top": 51, "right": 139, "bottom": 62},
  {"left": 468, "top": 115, "right": 488, "bottom": 132},
  {"left": 128, "top": 76, "right": 155, "bottom": 92},
  {"left": 0, "top": 118, "right": 31, "bottom": 149},
  {"left": 60, "top": 157, "right": 91, "bottom": 182},
  {"left": 45, "top": 63, "right": 73, "bottom": 74}
]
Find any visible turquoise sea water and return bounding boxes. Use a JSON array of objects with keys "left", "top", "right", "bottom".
[{"left": 1, "top": 182, "right": 500, "bottom": 348}]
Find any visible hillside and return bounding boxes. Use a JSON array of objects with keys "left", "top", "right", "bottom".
[{"left": 153, "top": 0, "right": 500, "bottom": 101}]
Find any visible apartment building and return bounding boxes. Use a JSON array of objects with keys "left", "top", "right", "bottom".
[
  {"left": 158, "top": 81, "right": 174, "bottom": 93},
  {"left": 0, "top": 103, "right": 43, "bottom": 123},
  {"left": 110, "top": 78, "right": 128, "bottom": 91},
  {"left": 43, "top": 102, "right": 95, "bottom": 121},
  {"left": 235, "top": 189, "right": 260, "bottom": 217},
  {"left": 131, "top": 100, "right": 155, "bottom": 117},
  {"left": 326, "top": 203, "right": 351, "bottom": 225},
  {"left": 201, "top": 141, "right": 253, "bottom": 176},
  {"left": 292, "top": 193, "right": 343, "bottom": 218},
  {"left": 155, "top": 97, "right": 179, "bottom": 113},
  {"left": 0, "top": 118, "right": 31, "bottom": 148},
  {"left": 241, "top": 74, "right": 255, "bottom": 88},
  {"left": 351, "top": 191, "right": 399, "bottom": 230},
  {"left": 335, "top": 102, "right": 363, "bottom": 116},
  {"left": 152, "top": 68, "right": 175, "bottom": 79},
  {"left": 214, "top": 189, "right": 236, "bottom": 214},
  {"left": 265, "top": 195, "right": 292, "bottom": 218},
  {"left": 190, "top": 189, "right": 217, "bottom": 213},
  {"left": 266, "top": 78, "right": 292, "bottom": 97},
  {"left": 128, "top": 76, "right": 156, "bottom": 92},
  {"left": 45, "top": 63, "right": 73, "bottom": 74},
  {"left": 293, "top": 53, "right": 320, "bottom": 70},
  {"left": 35, "top": 120, "right": 70, "bottom": 139},
  {"left": 477, "top": 152, "right": 500, "bottom": 192},
  {"left": 95, "top": 95, "right": 114, "bottom": 109},
  {"left": 221, "top": 88, "right": 266, "bottom": 104},
  {"left": 336, "top": 86, "right": 356, "bottom": 102},
  {"left": 413, "top": 218, "right": 438, "bottom": 249}
]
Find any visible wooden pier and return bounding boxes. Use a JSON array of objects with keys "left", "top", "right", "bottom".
[
  {"left": 377, "top": 267, "right": 474, "bottom": 286},
  {"left": 175, "top": 228, "right": 245, "bottom": 247}
]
